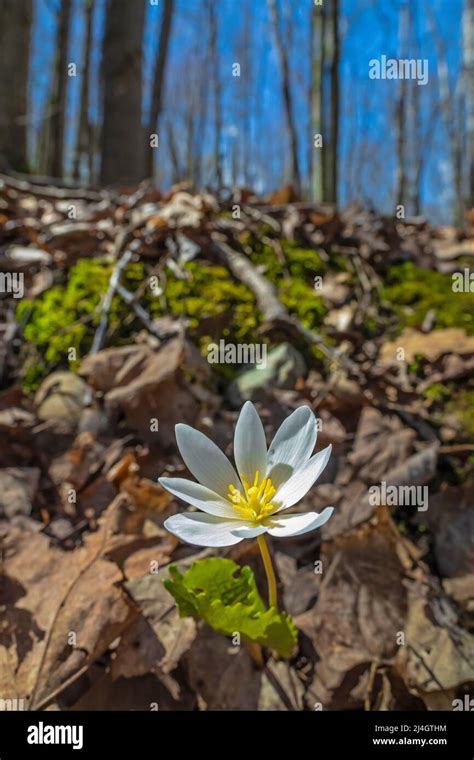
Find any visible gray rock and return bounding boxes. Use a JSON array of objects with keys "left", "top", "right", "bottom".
[
  {"left": 35, "top": 371, "right": 93, "bottom": 430},
  {"left": 0, "top": 467, "right": 40, "bottom": 517},
  {"left": 227, "top": 343, "right": 306, "bottom": 406}
]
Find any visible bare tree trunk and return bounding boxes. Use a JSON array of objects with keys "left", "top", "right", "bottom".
[
  {"left": 146, "top": 0, "right": 174, "bottom": 179},
  {"left": 267, "top": 0, "right": 301, "bottom": 195},
  {"left": 50, "top": 0, "right": 72, "bottom": 178},
  {"left": 166, "top": 119, "right": 181, "bottom": 184},
  {"left": 100, "top": 0, "right": 146, "bottom": 186},
  {"left": 321, "top": 0, "right": 339, "bottom": 204},
  {"left": 0, "top": 0, "right": 32, "bottom": 172},
  {"left": 73, "top": 0, "right": 94, "bottom": 182},
  {"left": 427, "top": 4, "right": 464, "bottom": 223},
  {"left": 236, "top": 8, "right": 252, "bottom": 187},
  {"left": 464, "top": 0, "right": 474, "bottom": 207},
  {"left": 395, "top": 2, "right": 409, "bottom": 208},
  {"left": 310, "top": 0, "right": 324, "bottom": 201},
  {"left": 410, "top": 81, "right": 422, "bottom": 215},
  {"left": 192, "top": 49, "right": 210, "bottom": 187},
  {"left": 208, "top": 1, "right": 223, "bottom": 190}
]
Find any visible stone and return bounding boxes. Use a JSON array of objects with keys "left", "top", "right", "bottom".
[{"left": 227, "top": 343, "right": 306, "bottom": 406}]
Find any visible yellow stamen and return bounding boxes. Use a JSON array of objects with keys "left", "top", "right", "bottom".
[{"left": 228, "top": 472, "right": 278, "bottom": 522}]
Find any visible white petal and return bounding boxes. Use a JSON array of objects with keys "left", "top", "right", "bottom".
[
  {"left": 274, "top": 445, "right": 332, "bottom": 510},
  {"left": 266, "top": 406, "right": 317, "bottom": 488},
  {"left": 175, "top": 424, "right": 241, "bottom": 497},
  {"left": 266, "top": 508, "right": 334, "bottom": 538},
  {"left": 233, "top": 401, "right": 268, "bottom": 486},
  {"left": 159, "top": 477, "right": 236, "bottom": 518},
  {"left": 164, "top": 512, "right": 245, "bottom": 547},
  {"left": 231, "top": 524, "right": 268, "bottom": 539}
]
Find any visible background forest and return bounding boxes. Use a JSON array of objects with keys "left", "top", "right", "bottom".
[
  {"left": 0, "top": 0, "right": 473, "bottom": 714},
  {"left": 1, "top": 0, "right": 473, "bottom": 221}
]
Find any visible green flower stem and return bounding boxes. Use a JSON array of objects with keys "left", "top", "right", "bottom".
[{"left": 257, "top": 534, "right": 278, "bottom": 610}]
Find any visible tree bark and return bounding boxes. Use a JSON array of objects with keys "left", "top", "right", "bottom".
[
  {"left": 100, "top": 0, "right": 146, "bottom": 186},
  {"left": 427, "top": 5, "right": 464, "bottom": 223},
  {"left": 267, "top": 0, "right": 301, "bottom": 195},
  {"left": 0, "top": 0, "right": 33, "bottom": 172},
  {"left": 146, "top": 0, "right": 174, "bottom": 178},
  {"left": 208, "top": 1, "right": 223, "bottom": 190},
  {"left": 310, "top": 1, "right": 324, "bottom": 201},
  {"left": 50, "top": 0, "right": 72, "bottom": 178},
  {"left": 321, "top": 0, "right": 339, "bottom": 204},
  {"left": 73, "top": 0, "right": 95, "bottom": 181},
  {"left": 464, "top": 0, "right": 474, "bottom": 207},
  {"left": 395, "top": 2, "right": 409, "bottom": 208}
]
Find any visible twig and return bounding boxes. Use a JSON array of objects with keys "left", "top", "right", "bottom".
[
  {"left": 33, "top": 661, "right": 93, "bottom": 712},
  {"left": 242, "top": 204, "right": 281, "bottom": 231},
  {"left": 0, "top": 171, "right": 104, "bottom": 202},
  {"left": 406, "top": 643, "right": 451, "bottom": 701},
  {"left": 211, "top": 233, "right": 286, "bottom": 322},
  {"left": 263, "top": 661, "right": 297, "bottom": 711},
  {"left": 364, "top": 660, "right": 378, "bottom": 711},
  {"left": 90, "top": 249, "right": 133, "bottom": 354},
  {"left": 439, "top": 444, "right": 474, "bottom": 455},
  {"left": 115, "top": 282, "right": 179, "bottom": 341},
  {"left": 210, "top": 233, "right": 363, "bottom": 377}
]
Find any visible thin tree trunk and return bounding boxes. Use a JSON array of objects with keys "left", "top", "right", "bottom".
[
  {"left": 208, "top": 1, "right": 223, "bottom": 190},
  {"left": 238, "top": 8, "right": 252, "bottom": 186},
  {"left": 464, "top": 0, "right": 474, "bottom": 207},
  {"left": 411, "top": 81, "right": 422, "bottom": 215},
  {"left": 267, "top": 0, "right": 301, "bottom": 195},
  {"left": 100, "top": 0, "right": 146, "bottom": 186},
  {"left": 146, "top": 0, "right": 174, "bottom": 178},
  {"left": 166, "top": 119, "right": 181, "bottom": 184},
  {"left": 50, "top": 0, "right": 72, "bottom": 178},
  {"left": 395, "top": 2, "right": 409, "bottom": 208},
  {"left": 73, "top": 0, "right": 94, "bottom": 181},
  {"left": 427, "top": 4, "right": 464, "bottom": 223},
  {"left": 321, "top": 0, "right": 339, "bottom": 204},
  {"left": 310, "top": 0, "right": 324, "bottom": 201},
  {"left": 0, "top": 0, "right": 33, "bottom": 172},
  {"left": 192, "top": 48, "right": 210, "bottom": 187}
]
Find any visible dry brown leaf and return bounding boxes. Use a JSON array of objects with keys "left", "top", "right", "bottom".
[
  {"left": 398, "top": 585, "right": 474, "bottom": 704},
  {"left": 379, "top": 327, "right": 474, "bottom": 365},
  {"left": 123, "top": 569, "right": 196, "bottom": 677},
  {"left": 298, "top": 513, "right": 409, "bottom": 709},
  {"left": 0, "top": 499, "right": 135, "bottom": 709}
]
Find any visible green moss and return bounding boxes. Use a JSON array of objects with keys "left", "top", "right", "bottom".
[
  {"left": 381, "top": 262, "right": 474, "bottom": 335},
  {"left": 246, "top": 237, "right": 335, "bottom": 285},
  {"left": 151, "top": 261, "right": 259, "bottom": 340},
  {"left": 279, "top": 279, "right": 326, "bottom": 330},
  {"left": 445, "top": 389, "right": 474, "bottom": 439},
  {"left": 17, "top": 243, "right": 330, "bottom": 390},
  {"left": 17, "top": 259, "right": 145, "bottom": 389},
  {"left": 423, "top": 383, "right": 451, "bottom": 403},
  {"left": 422, "top": 382, "right": 474, "bottom": 442}
]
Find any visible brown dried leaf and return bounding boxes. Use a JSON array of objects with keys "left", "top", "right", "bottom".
[{"left": 0, "top": 500, "right": 134, "bottom": 709}]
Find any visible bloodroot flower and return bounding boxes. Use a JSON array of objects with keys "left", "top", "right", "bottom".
[{"left": 159, "top": 402, "right": 333, "bottom": 609}]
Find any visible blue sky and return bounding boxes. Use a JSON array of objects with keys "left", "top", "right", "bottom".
[{"left": 29, "top": 0, "right": 465, "bottom": 221}]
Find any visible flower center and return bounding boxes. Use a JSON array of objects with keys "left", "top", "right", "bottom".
[{"left": 228, "top": 471, "right": 277, "bottom": 522}]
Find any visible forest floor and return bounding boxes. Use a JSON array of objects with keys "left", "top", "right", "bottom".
[{"left": 0, "top": 175, "right": 473, "bottom": 711}]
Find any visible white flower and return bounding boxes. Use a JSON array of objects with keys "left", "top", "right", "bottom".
[{"left": 159, "top": 401, "right": 334, "bottom": 548}]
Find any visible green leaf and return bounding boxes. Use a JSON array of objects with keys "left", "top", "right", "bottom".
[{"left": 164, "top": 557, "right": 298, "bottom": 659}]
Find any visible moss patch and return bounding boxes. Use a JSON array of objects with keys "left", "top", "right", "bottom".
[
  {"left": 381, "top": 262, "right": 474, "bottom": 335},
  {"left": 17, "top": 243, "right": 328, "bottom": 390}
]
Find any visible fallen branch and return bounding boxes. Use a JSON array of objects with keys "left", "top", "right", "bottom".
[
  {"left": 210, "top": 233, "right": 362, "bottom": 376},
  {"left": 115, "top": 282, "right": 179, "bottom": 341},
  {"left": 89, "top": 219, "right": 153, "bottom": 354},
  {"left": 0, "top": 171, "right": 105, "bottom": 202}
]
